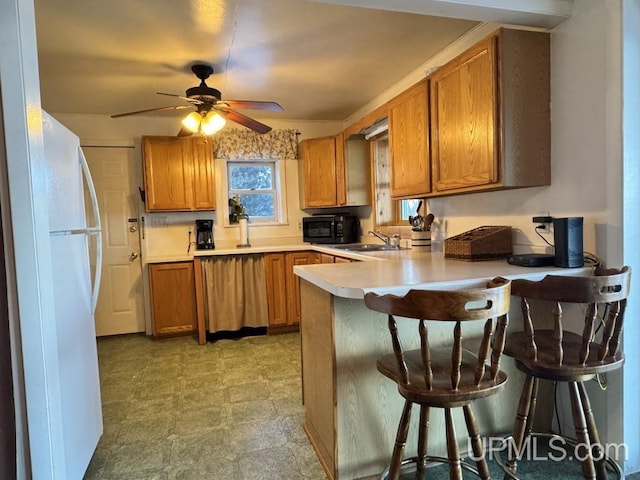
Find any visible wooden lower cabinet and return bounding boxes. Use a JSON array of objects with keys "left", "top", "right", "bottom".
[
  {"left": 264, "top": 251, "right": 319, "bottom": 333},
  {"left": 264, "top": 253, "right": 289, "bottom": 330},
  {"left": 334, "top": 256, "right": 352, "bottom": 264},
  {"left": 320, "top": 253, "right": 354, "bottom": 264},
  {"left": 285, "top": 251, "right": 319, "bottom": 325},
  {"left": 148, "top": 262, "right": 197, "bottom": 337},
  {"left": 319, "top": 253, "right": 335, "bottom": 264}
]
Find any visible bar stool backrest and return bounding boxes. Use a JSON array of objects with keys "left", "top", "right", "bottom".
[
  {"left": 364, "top": 277, "right": 511, "bottom": 391},
  {"left": 510, "top": 266, "right": 631, "bottom": 367}
]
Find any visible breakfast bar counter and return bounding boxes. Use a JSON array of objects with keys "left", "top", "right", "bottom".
[{"left": 293, "top": 255, "right": 590, "bottom": 480}]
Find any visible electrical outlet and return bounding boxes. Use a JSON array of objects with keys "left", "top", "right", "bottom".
[
  {"left": 150, "top": 216, "right": 168, "bottom": 227},
  {"left": 532, "top": 215, "right": 553, "bottom": 232}
]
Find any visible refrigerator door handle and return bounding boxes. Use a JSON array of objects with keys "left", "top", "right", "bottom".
[{"left": 78, "top": 146, "right": 102, "bottom": 315}]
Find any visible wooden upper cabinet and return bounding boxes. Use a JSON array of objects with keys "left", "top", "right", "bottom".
[
  {"left": 299, "top": 133, "right": 370, "bottom": 209},
  {"left": 429, "top": 28, "right": 550, "bottom": 196},
  {"left": 388, "top": 80, "right": 430, "bottom": 199},
  {"left": 299, "top": 136, "right": 337, "bottom": 208},
  {"left": 190, "top": 137, "right": 216, "bottom": 210},
  {"left": 142, "top": 136, "right": 216, "bottom": 212}
]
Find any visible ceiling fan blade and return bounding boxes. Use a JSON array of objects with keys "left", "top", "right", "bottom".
[
  {"left": 111, "top": 105, "right": 191, "bottom": 118},
  {"left": 217, "top": 107, "right": 272, "bottom": 134},
  {"left": 222, "top": 100, "right": 283, "bottom": 112},
  {"left": 157, "top": 92, "right": 203, "bottom": 105}
]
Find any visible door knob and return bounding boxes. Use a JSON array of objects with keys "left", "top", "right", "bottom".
[
  {"left": 129, "top": 252, "right": 139, "bottom": 261},
  {"left": 129, "top": 225, "right": 138, "bottom": 233}
]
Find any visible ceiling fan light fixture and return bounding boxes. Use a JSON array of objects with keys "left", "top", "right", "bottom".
[
  {"left": 182, "top": 111, "right": 202, "bottom": 132},
  {"left": 201, "top": 111, "right": 226, "bottom": 135}
]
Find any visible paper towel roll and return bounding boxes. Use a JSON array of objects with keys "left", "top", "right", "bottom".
[{"left": 239, "top": 217, "right": 249, "bottom": 246}]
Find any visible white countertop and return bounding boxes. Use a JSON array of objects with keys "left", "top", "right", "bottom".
[
  {"left": 145, "top": 241, "right": 592, "bottom": 299},
  {"left": 145, "top": 239, "right": 312, "bottom": 263},
  {"left": 144, "top": 239, "right": 402, "bottom": 263},
  {"left": 293, "top": 253, "right": 592, "bottom": 299}
]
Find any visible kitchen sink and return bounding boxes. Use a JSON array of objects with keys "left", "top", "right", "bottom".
[{"left": 330, "top": 243, "right": 405, "bottom": 252}]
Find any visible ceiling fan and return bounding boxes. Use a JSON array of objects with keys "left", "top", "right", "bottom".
[{"left": 111, "top": 64, "right": 283, "bottom": 135}]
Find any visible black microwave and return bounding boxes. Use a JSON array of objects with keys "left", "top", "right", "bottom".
[{"left": 302, "top": 215, "right": 360, "bottom": 244}]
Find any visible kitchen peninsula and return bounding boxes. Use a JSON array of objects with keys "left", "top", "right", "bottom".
[{"left": 293, "top": 255, "right": 590, "bottom": 480}]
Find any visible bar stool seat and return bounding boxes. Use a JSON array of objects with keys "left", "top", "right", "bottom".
[
  {"left": 499, "top": 266, "right": 631, "bottom": 480},
  {"left": 377, "top": 347, "right": 508, "bottom": 407},
  {"left": 365, "top": 277, "right": 511, "bottom": 480}
]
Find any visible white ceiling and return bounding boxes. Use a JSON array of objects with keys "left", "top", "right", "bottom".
[{"left": 33, "top": 0, "right": 571, "bottom": 124}]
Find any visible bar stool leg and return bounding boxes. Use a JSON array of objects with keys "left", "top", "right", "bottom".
[
  {"left": 577, "top": 382, "right": 608, "bottom": 480},
  {"left": 445, "top": 407, "right": 463, "bottom": 480},
  {"left": 568, "top": 381, "right": 596, "bottom": 480},
  {"left": 464, "top": 404, "right": 490, "bottom": 479},
  {"left": 389, "top": 399, "right": 413, "bottom": 480},
  {"left": 416, "top": 405, "right": 430, "bottom": 480},
  {"left": 505, "top": 374, "right": 537, "bottom": 478},
  {"left": 524, "top": 377, "right": 539, "bottom": 439}
]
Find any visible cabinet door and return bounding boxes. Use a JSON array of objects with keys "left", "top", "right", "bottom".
[
  {"left": 149, "top": 262, "right": 197, "bottom": 336},
  {"left": 191, "top": 136, "right": 216, "bottom": 210},
  {"left": 430, "top": 36, "right": 498, "bottom": 193},
  {"left": 285, "top": 251, "right": 316, "bottom": 326},
  {"left": 319, "top": 253, "right": 335, "bottom": 264},
  {"left": 300, "top": 136, "right": 337, "bottom": 208},
  {"left": 388, "top": 80, "right": 430, "bottom": 198},
  {"left": 142, "top": 136, "right": 194, "bottom": 211},
  {"left": 334, "top": 256, "right": 352, "bottom": 263},
  {"left": 264, "top": 253, "right": 288, "bottom": 328}
]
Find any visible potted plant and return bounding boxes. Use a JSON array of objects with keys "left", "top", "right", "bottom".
[{"left": 228, "top": 195, "right": 247, "bottom": 224}]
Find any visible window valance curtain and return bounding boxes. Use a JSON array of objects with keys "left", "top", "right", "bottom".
[{"left": 213, "top": 128, "right": 298, "bottom": 160}]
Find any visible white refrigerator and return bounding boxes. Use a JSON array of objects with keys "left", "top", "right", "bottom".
[{"left": 42, "top": 111, "right": 103, "bottom": 478}]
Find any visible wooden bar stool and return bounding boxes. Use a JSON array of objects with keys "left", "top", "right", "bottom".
[
  {"left": 500, "top": 266, "right": 631, "bottom": 480},
  {"left": 364, "top": 277, "right": 511, "bottom": 480}
]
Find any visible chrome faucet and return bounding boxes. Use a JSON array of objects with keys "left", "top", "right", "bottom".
[
  {"left": 369, "top": 230, "right": 401, "bottom": 248},
  {"left": 369, "top": 230, "right": 389, "bottom": 245}
]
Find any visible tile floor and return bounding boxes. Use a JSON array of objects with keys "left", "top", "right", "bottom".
[
  {"left": 84, "top": 332, "right": 327, "bottom": 480},
  {"left": 84, "top": 331, "right": 640, "bottom": 480}
]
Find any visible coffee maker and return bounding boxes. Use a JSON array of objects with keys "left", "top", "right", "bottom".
[{"left": 195, "top": 219, "right": 215, "bottom": 250}]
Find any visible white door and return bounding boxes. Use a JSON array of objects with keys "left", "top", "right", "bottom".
[{"left": 84, "top": 144, "right": 145, "bottom": 336}]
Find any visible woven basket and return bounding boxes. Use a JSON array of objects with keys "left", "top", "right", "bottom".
[{"left": 444, "top": 226, "right": 512, "bottom": 261}]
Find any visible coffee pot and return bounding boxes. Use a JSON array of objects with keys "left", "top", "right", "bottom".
[{"left": 195, "top": 219, "right": 214, "bottom": 250}]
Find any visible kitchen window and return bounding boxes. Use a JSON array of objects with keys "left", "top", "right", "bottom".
[
  {"left": 372, "top": 135, "right": 420, "bottom": 229},
  {"left": 225, "top": 159, "right": 284, "bottom": 224}
]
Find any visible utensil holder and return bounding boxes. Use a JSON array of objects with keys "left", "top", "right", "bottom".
[{"left": 411, "top": 230, "right": 431, "bottom": 251}]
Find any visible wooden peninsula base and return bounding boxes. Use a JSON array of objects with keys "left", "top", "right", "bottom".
[{"left": 299, "top": 278, "right": 527, "bottom": 480}]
